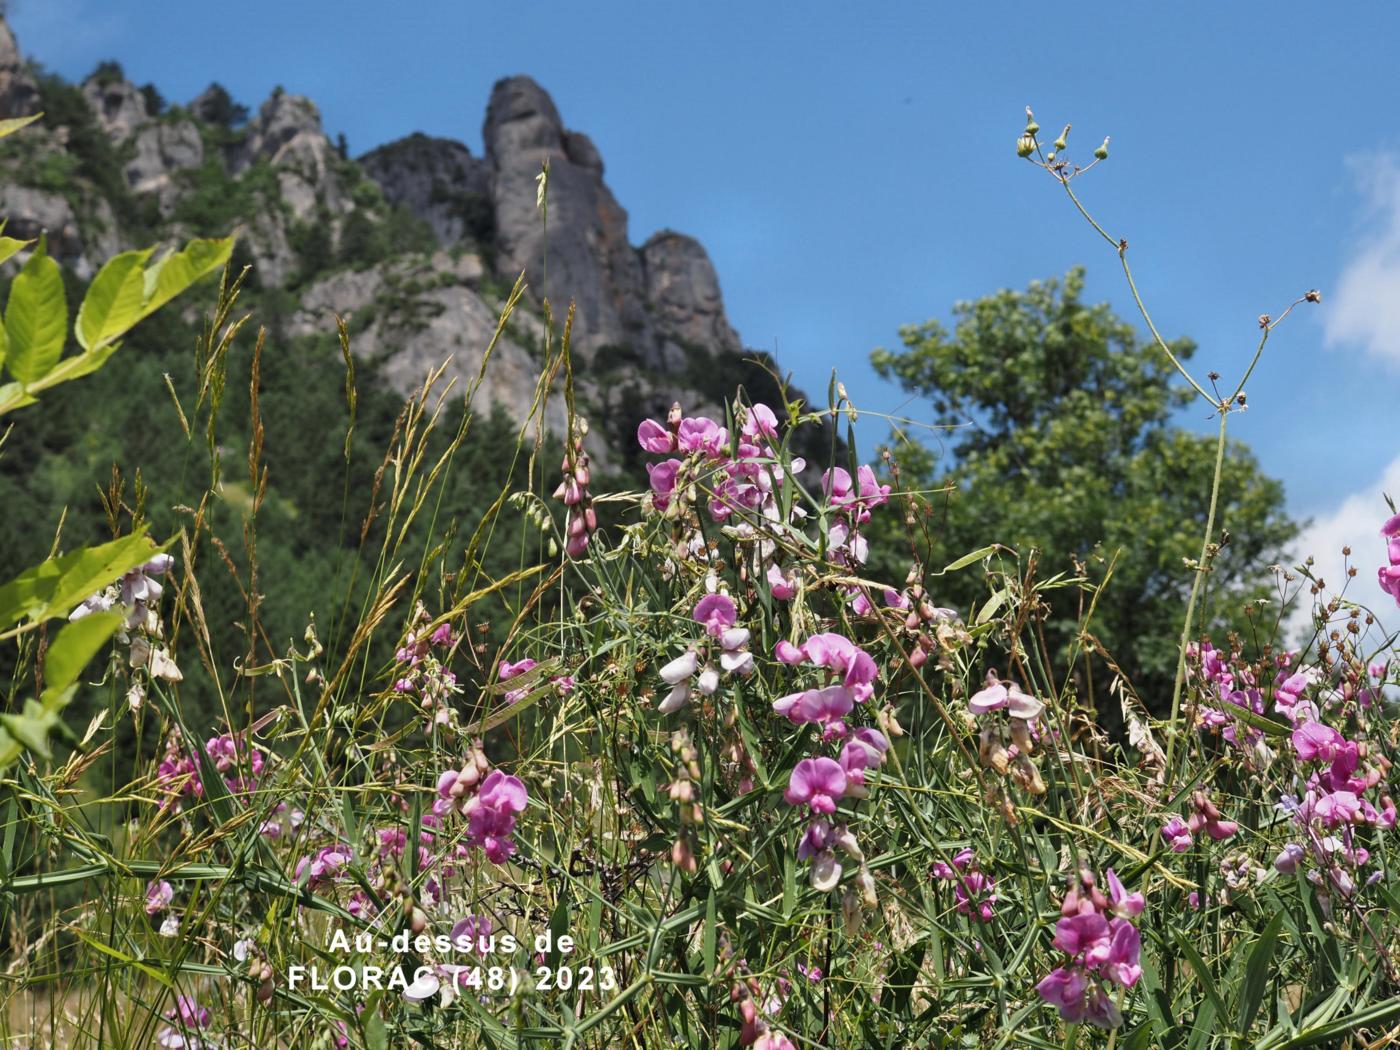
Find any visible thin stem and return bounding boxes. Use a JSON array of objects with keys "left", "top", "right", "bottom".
[
  {"left": 1057, "top": 178, "right": 1216, "bottom": 407},
  {"left": 1163, "top": 411, "right": 1229, "bottom": 782}
]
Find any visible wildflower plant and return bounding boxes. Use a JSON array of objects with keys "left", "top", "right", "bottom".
[{"left": 0, "top": 103, "right": 1398, "bottom": 1050}]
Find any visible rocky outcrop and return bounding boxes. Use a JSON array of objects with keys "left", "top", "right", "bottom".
[
  {"left": 483, "top": 75, "right": 652, "bottom": 361},
  {"left": 0, "top": 184, "right": 120, "bottom": 279},
  {"left": 360, "top": 134, "right": 490, "bottom": 247},
  {"left": 81, "top": 76, "right": 147, "bottom": 142},
  {"left": 641, "top": 231, "right": 741, "bottom": 357},
  {"left": 290, "top": 252, "right": 566, "bottom": 432},
  {"left": 0, "top": 19, "right": 38, "bottom": 120},
  {"left": 126, "top": 120, "right": 204, "bottom": 215},
  {"left": 0, "top": 14, "right": 769, "bottom": 448}
]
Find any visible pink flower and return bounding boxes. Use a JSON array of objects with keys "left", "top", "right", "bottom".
[
  {"left": 647, "top": 459, "right": 682, "bottom": 510},
  {"left": 693, "top": 594, "right": 738, "bottom": 638},
  {"left": 784, "top": 758, "right": 847, "bottom": 815},
  {"left": 741, "top": 402, "right": 779, "bottom": 441},
  {"left": 500, "top": 657, "right": 537, "bottom": 703},
  {"left": 968, "top": 677, "right": 1044, "bottom": 719},
  {"left": 1160, "top": 816, "right": 1193, "bottom": 852},
  {"left": 1053, "top": 913, "right": 1110, "bottom": 957},
  {"left": 637, "top": 418, "right": 675, "bottom": 453},
  {"left": 1103, "top": 919, "right": 1142, "bottom": 987},
  {"left": 463, "top": 771, "right": 528, "bottom": 864},
  {"left": 772, "top": 684, "right": 854, "bottom": 729},
  {"left": 767, "top": 563, "right": 798, "bottom": 600},
  {"left": 1036, "top": 966, "right": 1090, "bottom": 1023},
  {"left": 774, "top": 640, "right": 805, "bottom": 664},
  {"left": 677, "top": 416, "right": 728, "bottom": 456},
  {"left": 1104, "top": 869, "right": 1144, "bottom": 918},
  {"left": 145, "top": 879, "right": 174, "bottom": 915},
  {"left": 1292, "top": 721, "right": 1345, "bottom": 763}
]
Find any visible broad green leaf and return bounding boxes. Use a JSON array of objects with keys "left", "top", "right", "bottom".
[
  {"left": 0, "top": 236, "right": 31, "bottom": 267},
  {"left": 0, "top": 530, "right": 158, "bottom": 628},
  {"left": 4, "top": 237, "right": 66, "bottom": 385},
  {"left": 76, "top": 248, "right": 153, "bottom": 351},
  {"left": 140, "top": 236, "right": 234, "bottom": 321},
  {"left": 0, "top": 114, "right": 42, "bottom": 140},
  {"left": 41, "top": 611, "right": 124, "bottom": 700},
  {"left": 0, "top": 700, "right": 60, "bottom": 759}
]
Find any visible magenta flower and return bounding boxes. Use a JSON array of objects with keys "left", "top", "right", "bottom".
[
  {"left": 1292, "top": 720, "right": 1346, "bottom": 763},
  {"left": 1036, "top": 966, "right": 1090, "bottom": 1023},
  {"left": 677, "top": 416, "right": 728, "bottom": 456},
  {"left": 1160, "top": 816, "right": 1193, "bottom": 852},
  {"left": 1104, "top": 869, "right": 1144, "bottom": 918},
  {"left": 647, "top": 459, "right": 682, "bottom": 510},
  {"left": 799, "top": 633, "right": 878, "bottom": 702},
  {"left": 693, "top": 594, "right": 738, "bottom": 638},
  {"left": 1053, "top": 913, "right": 1110, "bottom": 957},
  {"left": 464, "top": 770, "right": 529, "bottom": 863},
  {"left": 767, "top": 562, "right": 798, "bottom": 600},
  {"left": 637, "top": 418, "right": 675, "bottom": 453},
  {"left": 784, "top": 758, "right": 847, "bottom": 815},
  {"left": 772, "top": 684, "right": 855, "bottom": 729}
]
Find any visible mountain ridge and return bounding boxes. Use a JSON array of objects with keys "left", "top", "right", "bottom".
[{"left": 0, "top": 16, "right": 811, "bottom": 462}]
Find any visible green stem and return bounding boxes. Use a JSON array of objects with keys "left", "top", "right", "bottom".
[{"left": 1163, "top": 411, "right": 1229, "bottom": 783}]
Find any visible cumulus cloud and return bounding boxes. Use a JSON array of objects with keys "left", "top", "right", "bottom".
[
  {"left": 1287, "top": 453, "right": 1400, "bottom": 638},
  {"left": 1324, "top": 152, "right": 1400, "bottom": 362}
]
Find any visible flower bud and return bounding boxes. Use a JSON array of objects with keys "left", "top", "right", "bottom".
[
  {"left": 1016, "top": 134, "right": 1036, "bottom": 158},
  {"left": 1053, "top": 124, "right": 1070, "bottom": 151},
  {"left": 1094, "top": 137, "right": 1110, "bottom": 160}
]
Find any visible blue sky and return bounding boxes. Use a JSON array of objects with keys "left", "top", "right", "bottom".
[{"left": 11, "top": 0, "right": 1400, "bottom": 610}]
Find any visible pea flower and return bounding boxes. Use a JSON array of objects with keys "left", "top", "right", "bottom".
[{"left": 784, "top": 757, "right": 847, "bottom": 815}]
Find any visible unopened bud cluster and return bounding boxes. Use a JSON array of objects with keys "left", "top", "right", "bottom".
[{"left": 555, "top": 417, "right": 597, "bottom": 558}]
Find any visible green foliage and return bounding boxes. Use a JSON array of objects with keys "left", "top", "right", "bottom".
[
  {"left": 871, "top": 269, "right": 1297, "bottom": 712},
  {"left": 195, "top": 82, "right": 248, "bottom": 128}
]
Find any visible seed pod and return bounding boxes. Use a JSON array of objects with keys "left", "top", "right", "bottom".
[{"left": 1016, "top": 133, "right": 1036, "bottom": 158}]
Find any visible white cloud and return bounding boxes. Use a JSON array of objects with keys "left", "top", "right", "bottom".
[
  {"left": 1287, "top": 453, "right": 1400, "bottom": 638},
  {"left": 1324, "top": 152, "right": 1400, "bottom": 362}
]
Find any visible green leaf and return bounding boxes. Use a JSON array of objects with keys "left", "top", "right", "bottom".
[
  {"left": 938, "top": 545, "right": 997, "bottom": 574},
  {"left": 76, "top": 248, "right": 153, "bottom": 351},
  {"left": 4, "top": 237, "right": 66, "bottom": 385},
  {"left": 42, "top": 611, "right": 124, "bottom": 701},
  {"left": 1173, "top": 929, "right": 1229, "bottom": 1026},
  {"left": 0, "top": 530, "right": 159, "bottom": 628},
  {"left": 0, "top": 236, "right": 32, "bottom": 268},
  {"left": 0, "top": 701, "right": 59, "bottom": 760},
  {"left": 139, "top": 237, "right": 234, "bottom": 321},
  {"left": 1238, "top": 910, "right": 1284, "bottom": 1034}
]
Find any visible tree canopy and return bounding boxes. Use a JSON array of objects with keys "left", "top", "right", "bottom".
[{"left": 872, "top": 268, "right": 1297, "bottom": 712}]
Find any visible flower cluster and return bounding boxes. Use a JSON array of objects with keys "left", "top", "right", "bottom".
[
  {"left": 392, "top": 605, "right": 463, "bottom": 730},
  {"left": 554, "top": 417, "right": 597, "bottom": 557},
  {"left": 657, "top": 593, "right": 754, "bottom": 714},
  {"left": 967, "top": 672, "right": 1047, "bottom": 795},
  {"left": 156, "top": 994, "right": 213, "bottom": 1049},
  {"left": 1378, "top": 512, "right": 1400, "bottom": 607},
  {"left": 1036, "top": 869, "right": 1144, "bottom": 1029},
  {"left": 435, "top": 746, "right": 529, "bottom": 864},
  {"left": 1159, "top": 792, "right": 1238, "bottom": 852},
  {"left": 154, "top": 729, "right": 265, "bottom": 814},
  {"left": 72, "top": 551, "right": 182, "bottom": 709},
  {"left": 774, "top": 632, "right": 888, "bottom": 908},
  {"left": 930, "top": 848, "right": 997, "bottom": 922}
]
